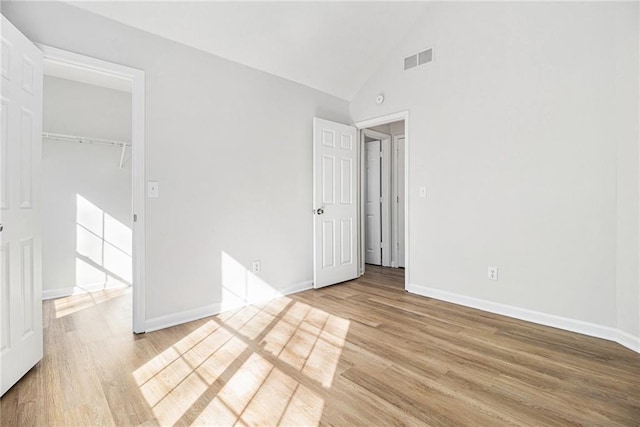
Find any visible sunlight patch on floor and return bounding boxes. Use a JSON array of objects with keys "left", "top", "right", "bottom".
[
  {"left": 53, "top": 285, "right": 129, "bottom": 318},
  {"left": 194, "top": 358, "right": 324, "bottom": 426},
  {"left": 260, "top": 301, "right": 350, "bottom": 388},
  {"left": 132, "top": 295, "right": 350, "bottom": 426}
]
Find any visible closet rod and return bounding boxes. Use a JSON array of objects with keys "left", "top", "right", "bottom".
[
  {"left": 42, "top": 131, "right": 131, "bottom": 169},
  {"left": 42, "top": 132, "right": 131, "bottom": 148}
]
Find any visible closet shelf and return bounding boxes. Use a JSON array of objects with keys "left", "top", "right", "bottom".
[{"left": 42, "top": 132, "right": 131, "bottom": 169}]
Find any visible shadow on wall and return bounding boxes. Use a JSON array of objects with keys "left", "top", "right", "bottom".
[{"left": 75, "top": 194, "right": 132, "bottom": 291}]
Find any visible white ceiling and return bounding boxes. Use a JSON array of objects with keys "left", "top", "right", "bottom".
[{"left": 66, "top": 1, "right": 428, "bottom": 100}]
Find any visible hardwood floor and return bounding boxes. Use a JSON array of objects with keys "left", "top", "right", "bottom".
[{"left": 2, "top": 266, "right": 639, "bottom": 426}]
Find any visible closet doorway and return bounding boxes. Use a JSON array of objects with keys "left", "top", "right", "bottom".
[{"left": 40, "top": 54, "right": 137, "bottom": 326}]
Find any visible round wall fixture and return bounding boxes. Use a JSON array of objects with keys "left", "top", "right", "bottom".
[{"left": 376, "top": 94, "right": 385, "bottom": 104}]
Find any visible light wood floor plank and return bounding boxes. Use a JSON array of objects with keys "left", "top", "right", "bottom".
[{"left": 2, "top": 265, "right": 639, "bottom": 426}]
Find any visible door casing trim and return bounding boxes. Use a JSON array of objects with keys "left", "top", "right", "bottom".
[
  {"left": 354, "top": 110, "right": 410, "bottom": 289},
  {"left": 37, "top": 44, "right": 147, "bottom": 333}
]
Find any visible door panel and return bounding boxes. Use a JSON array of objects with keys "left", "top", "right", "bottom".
[
  {"left": 397, "top": 137, "right": 405, "bottom": 268},
  {"left": 340, "top": 218, "right": 353, "bottom": 265},
  {"left": 365, "top": 140, "right": 381, "bottom": 265},
  {"left": 1, "top": 15, "right": 43, "bottom": 397},
  {"left": 313, "top": 118, "right": 358, "bottom": 288}
]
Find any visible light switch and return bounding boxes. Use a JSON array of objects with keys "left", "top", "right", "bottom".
[
  {"left": 419, "top": 186, "right": 427, "bottom": 198},
  {"left": 147, "top": 181, "right": 159, "bottom": 198}
]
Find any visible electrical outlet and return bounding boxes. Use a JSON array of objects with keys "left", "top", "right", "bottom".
[
  {"left": 252, "top": 260, "right": 261, "bottom": 274},
  {"left": 488, "top": 266, "right": 498, "bottom": 281}
]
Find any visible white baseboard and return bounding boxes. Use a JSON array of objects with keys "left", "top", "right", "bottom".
[
  {"left": 281, "top": 280, "right": 314, "bottom": 295},
  {"left": 407, "top": 283, "right": 640, "bottom": 354},
  {"left": 145, "top": 280, "right": 313, "bottom": 333},
  {"left": 145, "top": 302, "right": 223, "bottom": 333},
  {"left": 42, "top": 283, "right": 130, "bottom": 300},
  {"left": 42, "top": 287, "right": 75, "bottom": 300}
]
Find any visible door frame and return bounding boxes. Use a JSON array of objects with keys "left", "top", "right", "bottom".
[
  {"left": 361, "top": 128, "right": 392, "bottom": 268},
  {"left": 354, "top": 111, "right": 410, "bottom": 289},
  {"left": 37, "top": 45, "right": 147, "bottom": 333}
]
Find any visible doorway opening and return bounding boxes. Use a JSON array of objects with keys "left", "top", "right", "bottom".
[
  {"left": 39, "top": 46, "right": 146, "bottom": 333},
  {"left": 42, "top": 64, "right": 132, "bottom": 307},
  {"left": 355, "top": 112, "right": 409, "bottom": 287}
]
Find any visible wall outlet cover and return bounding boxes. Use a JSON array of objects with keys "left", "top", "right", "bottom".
[{"left": 252, "top": 260, "right": 261, "bottom": 274}]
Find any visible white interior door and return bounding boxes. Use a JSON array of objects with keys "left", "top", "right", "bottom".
[
  {"left": 1, "top": 15, "right": 44, "bottom": 396},
  {"left": 313, "top": 118, "right": 358, "bottom": 288},
  {"left": 365, "top": 140, "right": 382, "bottom": 265},
  {"left": 397, "top": 137, "right": 405, "bottom": 268}
]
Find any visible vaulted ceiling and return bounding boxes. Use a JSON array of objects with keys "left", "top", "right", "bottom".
[{"left": 66, "top": 1, "right": 428, "bottom": 100}]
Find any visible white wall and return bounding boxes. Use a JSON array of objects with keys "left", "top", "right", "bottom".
[
  {"left": 42, "top": 76, "right": 132, "bottom": 296},
  {"left": 615, "top": 2, "right": 640, "bottom": 339},
  {"left": 2, "top": 1, "right": 350, "bottom": 326},
  {"left": 44, "top": 76, "right": 131, "bottom": 142},
  {"left": 351, "top": 2, "right": 639, "bottom": 346}
]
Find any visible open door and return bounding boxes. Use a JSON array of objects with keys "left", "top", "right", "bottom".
[
  {"left": 313, "top": 118, "right": 358, "bottom": 288},
  {"left": 1, "top": 15, "right": 44, "bottom": 396}
]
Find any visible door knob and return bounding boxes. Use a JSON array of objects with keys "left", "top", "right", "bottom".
[{"left": 314, "top": 208, "right": 324, "bottom": 215}]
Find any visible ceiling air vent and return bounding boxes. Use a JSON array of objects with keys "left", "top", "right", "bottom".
[
  {"left": 404, "top": 54, "right": 418, "bottom": 71},
  {"left": 404, "top": 47, "right": 433, "bottom": 71}
]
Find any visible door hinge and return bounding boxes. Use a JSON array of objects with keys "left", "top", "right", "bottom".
[
  {"left": 379, "top": 152, "right": 383, "bottom": 158},
  {"left": 379, "top": 196, "right": 383, "bottom": 204},
  {"left": 133, "top": 214, "right": 138, "bottom": 223},
  {"left": 380, "top": 242, "right": 384, "bottom": 248},
  {"left": 397, "top": 195, "right": 400, "bottom": 203}
]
